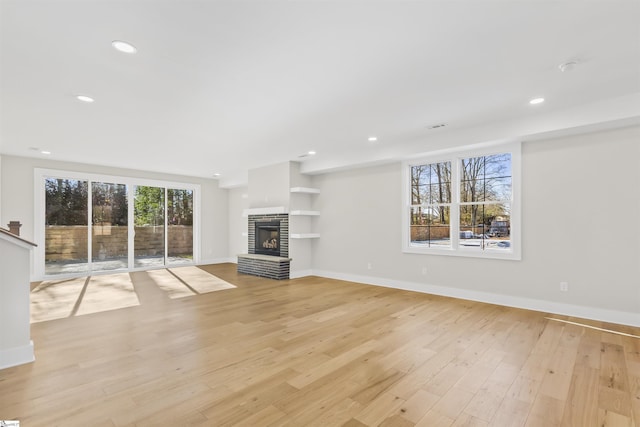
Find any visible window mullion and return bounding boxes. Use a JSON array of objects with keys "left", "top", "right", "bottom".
[
  {"left": 451, "top": 157, "right": 460, "bottom": 249},
  {"left": 127, "top": 185, "right": 134, "bottom": 269},
  {"left": 87, "top": 180, "right": 93, "bottom": 273},
  {"left": 164, "top": 187, "right": 168, "bottom": 265}
]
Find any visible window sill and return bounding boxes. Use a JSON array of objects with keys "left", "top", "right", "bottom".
[{"left": 403, "top": 245, "right": 521, "bottom": 260}]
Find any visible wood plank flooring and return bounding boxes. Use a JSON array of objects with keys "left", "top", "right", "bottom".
[{"left": 1, "top": 263, "right": 638, "bottom": 426}]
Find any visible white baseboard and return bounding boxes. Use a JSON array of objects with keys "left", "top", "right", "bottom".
[
  {"left": 311, "top": 270, "right": 640, "bottom": 327},
  {"left": 0, "top": 340, "right": 35, "bottom": 370},
  {"left": 199, "top": 257, "right": 236, "bottom": 265},
  {"left": 290, "top": 269, "right": 313, "bottom": 279}
]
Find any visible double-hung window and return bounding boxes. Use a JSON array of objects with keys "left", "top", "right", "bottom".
[{"left": 403, "top": 142, "right": 521, "bottom": 260}]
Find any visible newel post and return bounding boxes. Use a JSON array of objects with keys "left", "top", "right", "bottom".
[{"left": 8, "top": 221, "right": 22, "bottom": 236}]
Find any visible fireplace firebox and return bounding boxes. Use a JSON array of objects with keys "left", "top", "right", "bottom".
[{"left": 254, "top": 220, "right": 281, "bottom": 256}]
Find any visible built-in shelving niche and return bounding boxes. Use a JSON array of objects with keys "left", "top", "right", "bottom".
[{"left": 289, "top": 187, "right": 320, "bottom": 239}]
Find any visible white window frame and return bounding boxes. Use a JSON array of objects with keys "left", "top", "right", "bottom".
[
  {"left": 34, "top": 168, "right": 201, "bottom": 280},
  {"left": 402, "top": 141, "right": 521, "bottom": 260}
]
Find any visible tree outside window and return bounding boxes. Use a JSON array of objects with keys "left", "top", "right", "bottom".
[
  {"left": 406, "top": 146, "right": 518, "bottom": 258},
  {"left": 410, "top": 162, "right": 451, "bottom": 247},
  {"left": 459, "top": 153, "right": 511, "bottom": 250}
]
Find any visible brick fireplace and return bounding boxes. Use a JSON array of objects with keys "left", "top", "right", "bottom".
[{"left": 238, "top": 213, "right": 291, "bottom": 280}]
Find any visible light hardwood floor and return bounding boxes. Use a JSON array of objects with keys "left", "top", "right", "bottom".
[{"left": 1, "top": 263, "right": 639, "bottom": 426}]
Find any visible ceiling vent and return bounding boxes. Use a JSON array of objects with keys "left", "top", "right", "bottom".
[{"left": 427, "top": 123, "right": 447, "bottom": 130}]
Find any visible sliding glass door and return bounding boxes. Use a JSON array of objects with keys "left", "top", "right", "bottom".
[
  {"left": 133, "top": 187, "right": 194, "bottom": 267},
  {"left": 38, "top": 170, "right": 199, "bottom": 278},
  {"left": 168, "top": 189, "right": 193, "bottom": 265},
  {"left": 44, "top": 178, "right": 89, "bottom": 275},
  {"left": 92, "top": 182, "right": 128, "bottom": 271},
  {"left": 134, "top": 186, "right": 165, "bottom": 268}
]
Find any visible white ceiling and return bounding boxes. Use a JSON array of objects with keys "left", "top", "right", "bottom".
[{"left": 1, "top": 1, "right": 639, "bottom": 187}]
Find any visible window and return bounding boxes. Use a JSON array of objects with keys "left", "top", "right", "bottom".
[
  {"left": 403, "top": 142, "right": 520, "bottom": 259},
  {"left": 44, "top": 178, "right": 89, "bottom": 274},
  {"left": 35, "top": 169, "right": 200, "bottom": 278},
  {"left": 92, "top": 181, "right": 128, "bottom": 272},
  {"left": 410, "top": 161, "right": 452, "bottom": 248}
]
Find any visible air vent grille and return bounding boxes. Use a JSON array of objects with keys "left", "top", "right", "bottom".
[{"left": 427, "top": 123, "right": 446, "bottom": 130}]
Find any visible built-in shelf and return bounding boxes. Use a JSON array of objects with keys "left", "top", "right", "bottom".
[
  {"left": 290, "top": 210, "right": 320, "bottom": 216},
  {"left": 290, "top": 233, "right": 320, "bottom": 239},
  {"left": 290, "top": 187, "right": 320, "bottom": 194},
  {"left": 290, "top": 187, "right": 320, "bottom": 240}
]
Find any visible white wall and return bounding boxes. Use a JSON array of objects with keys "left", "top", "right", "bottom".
[
  {"left": 311, "top": 125, "right": 640, "bottom": 325},
  {"left": 0, "top": 154, "right": 2, "bottom": 227},
  {"left": 228, "top": 186, "right": 249, "bottom": 257},
  {"left": 0, "top": 155, "right": 229, "bottom": 272},
  {"left": 248, "top": 162, "right": 291, "bottom": 209},
  {"left": 289, "top": 161, "right": 312, "bottom": 189}
]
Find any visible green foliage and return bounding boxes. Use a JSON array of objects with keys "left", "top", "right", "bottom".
[
  {"left": 168, "top": 189, "right": 193, "bottom": 225},
  {"left": 45, "top": 179, "right": 193, "bottom": 228},
  {"left": 45, "top": 178, "right": 88, "bottom": 225},
  {"left": 92, "top": 182, "right": 128, "bottom": 226},
  {"left": 134, "top": 186, "right": 165, "bottom": 226}
]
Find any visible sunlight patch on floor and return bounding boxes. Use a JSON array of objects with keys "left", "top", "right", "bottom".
[
  {"left": 168, "top": 266, "right": 237, "bottom": 294},
  {"left": 31, "top": 274, "right": 139, "bottom": 323},
  {"left": 30, "top": 277, "right": 88, "bottom": 323},
  {"left": 75, "top": 273, "right": 139, "bottom": 316},
  {"left": 30, "top": 267, "right": 237, "bottom": 323},
  {"left": 145, "top": 269, "right": 197, "bottom": 299}
]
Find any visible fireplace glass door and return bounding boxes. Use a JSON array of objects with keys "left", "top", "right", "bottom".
[{"left": 255, "top": 221, "right": 281, "bottom": 256}]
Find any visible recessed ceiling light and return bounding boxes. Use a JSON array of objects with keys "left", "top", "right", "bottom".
[
  {"left": 41, "top": 150, "right": 51, "bottom": 155},
  {"left": 212, "top": 173, "right": 221, "bottom": 178},
  {"left": 368, "top": 136, "right": 378, "bottom": 142},
  {"left": 112, "top": 40, "right": 137, "bottom": 54},
  {"left": 529, "top": 97, "right": 545, "bottom": 105},
  {"left": 298, "top": 151, "right": 317, "bottom": 158},
  {"left": 76, "top": 95, "right": 94, "bottom": 103}
]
